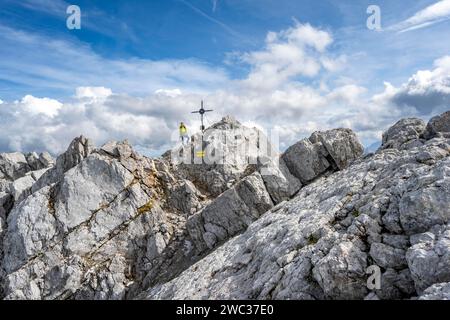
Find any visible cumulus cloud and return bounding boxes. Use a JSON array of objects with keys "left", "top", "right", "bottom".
[
  {"left": 390, "top": 0, "right": 450, "bottom": 32},
  {"left": 75, "top": 87, "right": 112, "bottom": 100},
  {"left": 237, "top": 23, "right": 335, "bottom": 90},
  {"left": 377, "top": 56, "right": 450, "bottom": 114},
  {"left": 0, "top": 22, "right": 448, "bottom": 156},
  {"left": 19, "top": 95, "right": 63, "bottom": 117},
  {"left": 0, "top": 89, "right": 186, "bottom": 155}
]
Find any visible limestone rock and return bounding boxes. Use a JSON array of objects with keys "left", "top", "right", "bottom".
[
  {"left": 406, "top": 224, "right": 450, "bottom": 293},
  {"left": 143, "top": 119, "right": 450, "bottom": 300},
  {"left": 0, "top": 153, "right": 29, "bottom": 181},
  {"left": 187, "top": 172, "right": 273, "bottom": 253},
  {"left": 0, "top": 151, "right": 53, "bottom": 183},
  {"left": 313, "top": 129, "right": 364, "bottom": 170},
  {"left": 399, "top": 181, "right": 450, "bottom": 235},
  {"left": 369, "top": 242, "right": 407, "bottom": 269},
  {"left": 32, "top": 136, "right": 94, "bottom": 193},
  {"left": 172, "top": 116, "right": 276, "bottom": 196},
  {"left": 167, "top": 180, "right": 204, "bottom": 215},
  {"left": 282, "top": 138, "right": 330, "bottom": 183},
  {"left": 8, "top": 175, "right": 35, "bottom": 202},
  {"left": 379, "top": 118, "right": 426, "bottom": 151},
  {"left": 259, "top": 158, "right": 302, "bottom": 204},
  {"left": 1, "top": 113, "right": 450, "bottom": 301},
  {"left": 313, "top": 240, "right": 368, "bottom": 299},
  {"left": 424, "top": 111, "right": 450, "bottom": 140},
  {"left": 419, "top": 282, "right": 450, "bottom": 300},
  {"left": 282, "top": 128, "right": 363, "bottom": 184}
]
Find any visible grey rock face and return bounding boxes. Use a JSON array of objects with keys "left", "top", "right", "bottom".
[
  {"left": 143, "top": 123, "right": 450, "bottom": 300},
  {"left": 424, "top": 111, "right": 450, "bottom": 139},
  {"left": 406, "top": 224, "right": 450, "bottom": 293},
  {"left": 8, "top": 175, "right": 35, "bottom": 202},
  {"left": 167, "top": 180, "right": 204, "bottom": 215},
  {"left": 282, "top": 139, "right": 330, "bottom": 183},
  {"left": 0, "top": 151, "right": 52, "bottom": 182},
  {"left": 3, "top": 187, "right": 58, "bottom": 273},
  {"left": 0, "top": 153, "right": 30, "bottom": 181},
  {"left": 313, "top": 129, "right": 365, "bottom": 170},
  {"left": 0, "top": 149, "right": 55, "bottom": 297},
  {"left": 399, "top": 183, "right": 450, "bottom": 235},
  {"left": 187, "top": 172, "right": 273, "bottom": 253},
  {"left": 419, "top": 282, "right": 450, "bottom": 300},
  {"left": 173, "top": 116, "right": 273, "bottom": 197},
  {"left": 379, "top": 118, "right": 426, "bottom": 151},
  {"left": 32, "top": 136, "right": 93, "bottom": 193},
  {"left": 1, "top": 113, "right": 450, "bottom": 301},
  {"left": 259, "top": 158, "right": 302, "bottom": 204},
  {"left": 313, "top": 240, "right": 368, "bottom": 299},
  {"left": 282, "top": 128, "right": 364, "bottom": 183},
  {"left": 0, "top": 140, "right": 161, "bottom": 299},
  {"left": 369, "top": 243, "right": 407, "bottom": 269}
]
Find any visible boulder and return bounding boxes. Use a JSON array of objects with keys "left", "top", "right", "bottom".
[
  {"left": 379, "top": 118, "right": 426, "bottom": 151},
  {"left": 173, "top": 116, "right": 276, "bottom": 196},
  {"left": 38, "top": 152, "right": 54, "bottom": 168},
  {"left": 424, "top": 111, "right": 450, "bottom": 140},
  {"left": 282, "top": 139, "right": 330, "bottom": 183},
  {"left": 282, "top": 128, "right": 363, "bottom": 183},
  {"left": 187, "top": 172, "right": 273, "bottom": 252},
  {"left": 419, "top": 282, "right": 450, "bottom": 300},
  {"left": 406, "top": 224, "right": 450, "bottom": 293},
  {"left": 259, "top": 158, "right": 302, "bottom": 204},
  {"left": 32, "top": 136, "right": 94, "bottom": 193},
  {"left": 8, "top": 175, "right": 35, "bottom": 202},
  {"left": 399, "top": 182, "right": 450, "bottom": 235},
  {"left": 313, "top": 129, "right": 365, "bottom": 170},
  {"left": 0, "top": 153, "right": 29, "bottom": 181},
  {"left": 313, "top": 241, "right": 368, "bottom": 299}
]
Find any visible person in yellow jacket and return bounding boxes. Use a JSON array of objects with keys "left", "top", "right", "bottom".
[{"left": 179, "top": 122, "right": 189, "bottom": 145}]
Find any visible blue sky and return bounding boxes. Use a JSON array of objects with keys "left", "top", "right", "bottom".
[{"left": 0, "top": 0, "right": 450, "bottom": 155}]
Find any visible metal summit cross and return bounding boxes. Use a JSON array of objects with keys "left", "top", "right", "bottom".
[{"left": 191, "top": 100, "right": 213, "bottom": 134}]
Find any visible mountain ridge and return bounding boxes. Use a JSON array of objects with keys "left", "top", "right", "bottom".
[{"left": 0, "top": 110, "right": 449, "bottom": 300}]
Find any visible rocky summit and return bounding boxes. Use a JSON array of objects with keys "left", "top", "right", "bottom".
[{"left": 0, "top": 111, "right": 449, "bottom": 300}]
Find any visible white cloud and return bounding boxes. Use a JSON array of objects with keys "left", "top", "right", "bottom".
[
  {"left": 154, "top": 89, "right": 183, "bottom": 97},
  {"left": 1, "top": 22, "right": 448, "bottom": 156},
  {"left": 75, "top": 87, "right": 112, "bottom": 100},
  {"left": 20, "top": 95, "right": 62, "bottom": 117},
  {"left": 237, "top": 23, "right": 337, "bottom": 91},
  {"left": 326, "top": 84, "right": 367, "bottom": 106},
  {"left": 390, "top": 0, "right": 450, "bottom": 32},
  {"left": 376, "top": 55, "right": 450, "bottom": 114}
]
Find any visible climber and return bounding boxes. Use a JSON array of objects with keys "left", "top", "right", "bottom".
[{"left": 179, "top": 122, "right": 189, "bottom": 145}]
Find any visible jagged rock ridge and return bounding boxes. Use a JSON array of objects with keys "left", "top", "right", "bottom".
[{"left": 0, "top": 111, "right": 449, "bottom": 300}]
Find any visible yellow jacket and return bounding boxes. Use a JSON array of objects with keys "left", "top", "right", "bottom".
[{"left": 179, "top": 124, "right": 187, "bottom": 134}]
